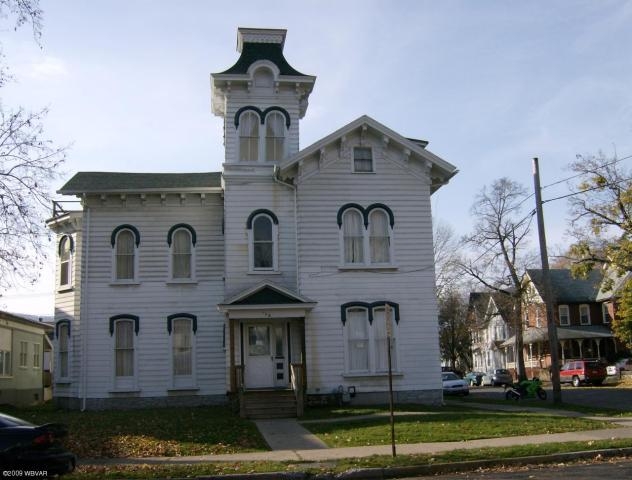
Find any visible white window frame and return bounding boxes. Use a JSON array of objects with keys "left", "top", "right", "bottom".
[
  {"left": 0, "top": 327, "right": 11, "bottom": 377},
  {"left": 558, "top": 305, "right": 570, "bottom": 326},
  {"left": 602, "top": 303, "right": 612, "bottom": 324},
  {"left": 339, "top": 207, "right": 395, "bottom": 267},
  {"left": 170, "top": 317, "right": 196, "bottom": 389},
  {"left": 352, "top": 146, "right": 374, "bottom": 173},
  {"left": 579, "top": 304, "right": 591, "bottom": 325},
  {"left": 169, "top": 228, "right": 196, "bottom": 282},
  {"left": 32, "top": 343, "right": 40, "bottom": 369},
  {"left": 264, "top": 111, "right": 287, "bottom": 162},
  {"left": 19, "top": 341, "right": 28, "bottom": 368},
  {"left": 59, "top": 235, "right": 72, "bottom": 289},
  {"left": 112, "top": 228, "right": 139, "bottom": 284},
  {"left": 343, "top": 305, "right": 399, "bottom": 375},
  {"left": 112, "top": 319, "right": 138, "bottom": 391},
  {"left": 248, "top": 213, "right": 279, "bottom": 273},
  {"left": 57, "top": 322, "right": 70, "bottom": 381}
]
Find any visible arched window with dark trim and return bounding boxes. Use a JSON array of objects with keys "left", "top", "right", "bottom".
[
  {"left": 169, "top": 227, "right": 194, "bottom": 280},
  {"left": 112, "top": 226, "right": 139, "bottom": 281},
  {"left": 59, "top": 236, "right": 73, "bottom": 287},
  {"left": 239, "top": 111, "right": 260, "bottom": 161},
  {"left": 342, "top": 209, "right": 364, "bottom": 264},
  {"left": 369, "top": 209, "right": 391, "bottom": 264},
  {"left": 265, "top": 111, "right": 286, "bottom": 161},
  {"left": 253, "top": 214, "right": 274, "bottom": 269}
]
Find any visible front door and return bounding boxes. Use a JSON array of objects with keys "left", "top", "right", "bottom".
[{"left": 244, "top": 323, "right": 287, "bottom": 388}]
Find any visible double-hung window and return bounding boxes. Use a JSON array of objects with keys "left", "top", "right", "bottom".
[
  {"left": 59, "top": 236, "right": 72, "bottom": 288},
  {"left": 353, "top": 147, "right": 373, "bottom": 172},
  {"left": 343, "top": 303, "right": 398, "bottom": 375},
  {"left": 111, "top": 316, "right": 138, "bottom": 391},
  {"left": 0, "top": 327, "right": 11, "bottom": 377},
  {"left": 369, "top": 210, "right": 390, "bottom": 263},
  {"left": 33, "top": 343, "right": 40, "bottom": 369},
  {"left": 247, "top": 210, "right": 279, "bottom": 272},
  {"left": 342, "top": 209, "right": 364, "bottom": 264},
  {"left": 602, "top": 303, "right": 612, "bottom": 324},
  {"left": 579, "top": 304, "right": 591, "bottom": 325},
  {"left": 237, "top": 108, "right": 289, "bottom": 162},
  {"left": 558, "top": 305, "right": 570, "bottom": 326},
  {"left": 239, "top": 111, "right": 259, "bottom": 161},
  {"left": 19, "top": 341, "right": 28, "bottom": 368},
  {"left": 169, "top": 315, "right": 196, "bottom": 388},
  {"left": 265, "top": 112, "right": 286, "bottom": 162},
  {"left": 340, "top": 204, "right": 394, "bottom": 266},
  {"left": 112, "top": 226, "right": 139, "bottom": 282},
  {"left": 57, "top": 322, "right": 70, "bottom": 380}
]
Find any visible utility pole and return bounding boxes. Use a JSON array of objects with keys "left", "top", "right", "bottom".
[
  {"left": 532, "top": 157, "right": 562, "bottom": 404},
  {"left": 385, "top": 303, "right": 396, "bottom": 457}
]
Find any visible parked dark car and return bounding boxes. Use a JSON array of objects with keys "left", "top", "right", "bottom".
[
  {"left": 0, "top": 412, "right": 76, "bottom": 475},
  {"left": 559, "top": 359, "right": 607, "bottom": 387},
  {"left": 488, "top": 368, "right": 513, "bottom": 386}
]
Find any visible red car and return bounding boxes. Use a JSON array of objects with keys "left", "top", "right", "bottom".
[{"left": 559, "top": 360, "right": 607, "bottom": 387}]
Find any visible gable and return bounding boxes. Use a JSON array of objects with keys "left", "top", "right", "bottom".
[
  {"left": 231, "top": 286, "right": 303, "bottom": 305},
  {"left": 279, "top": 115, "right": 457, "bottom": 193}
]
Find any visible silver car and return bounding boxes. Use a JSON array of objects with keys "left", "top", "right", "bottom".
[
  {"left": 487, "top": 368, "right": 513, "bottom": 386},
  {"left": 442, "top": 371, "right": 470, "bottom": 396}
]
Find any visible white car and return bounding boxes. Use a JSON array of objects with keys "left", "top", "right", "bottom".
[
  {"left": 608, "top": 358, "right": 632, "bottom": 375},
  {"left": 442, "top": 371, "right": 470, "bottom": 396}
]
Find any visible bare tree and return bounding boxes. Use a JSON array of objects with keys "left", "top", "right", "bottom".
[
  {"left": 461, "top": 178, "right": 535, "bottom": 380},
  {"left": 0, "top": 0, "right": 67, "bottom": 292},
  {"left": 438, "top": 291, "right": 472, "bottom": 373},
  {"left": 434, "top": 219, "right": 464, "bottom": 299}
]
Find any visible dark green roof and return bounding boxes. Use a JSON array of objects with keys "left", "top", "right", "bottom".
[
  {"left": 527, "top": 268, "right": 603, "bottom": 303},
  {"left": 218, "top": 43, "right": 308, "bottom": 76},
  {"left": 59, "top": 172, "right": 221, "bottom": 194}
]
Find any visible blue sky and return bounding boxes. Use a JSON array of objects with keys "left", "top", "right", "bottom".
[{"left": 2, "top": 0, "right": 632, "bottom": 314}]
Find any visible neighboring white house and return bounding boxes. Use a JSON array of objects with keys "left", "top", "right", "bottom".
[
  {"left": 469, "top": 293, "right": 512, "bottom": 373},
  {"left": 46, "top": 28, "right": 458, "bottom": 412}
]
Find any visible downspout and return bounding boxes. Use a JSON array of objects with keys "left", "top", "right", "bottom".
[
  {"left": 81, "top": 203, "right": 90, "bottom": 411},
  {"left": 273, "top": 166, "right": 299, "bottom": 293}
]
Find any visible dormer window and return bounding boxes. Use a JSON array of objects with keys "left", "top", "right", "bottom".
[
  {"left": 353, "top": 147, "right": 373, "bottom": 173},
  {"left": 239, "top": 111, "right": 259, "bottom": 161}
]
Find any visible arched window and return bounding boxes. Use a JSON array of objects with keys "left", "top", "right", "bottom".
[
  {"left": 59, "top": 236, "right": 72, "bottom": 287},
  {"left": 172, "top": 317, "right": 193, "bottom": 378},
  {"left": 369, "top": 209, "right": 391, "bottom": 264},
  {"left": 115, "top": 229, "right": 136, "bottom": 281},
  {"left": 171, "top": 228, "right": 193, "bottom": 279},
  {"left": 239, "top": 111, "right": 259, "bottom": 161},
  {"left": 346, "top": 307, "right": 369, "bottom": 372},
  {"left": 343, "top": 209, "right": 364, "bottom": 264},
  {"left": 253, "top": 215, "right": 274, "bottom": 269},
  {"left": 265, "top": 111, "right": 285, "bottom": 162}
]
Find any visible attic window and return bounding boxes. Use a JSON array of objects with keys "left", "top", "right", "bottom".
[{"left": 353, "top": 147, "right": 373, "bottom": 173}]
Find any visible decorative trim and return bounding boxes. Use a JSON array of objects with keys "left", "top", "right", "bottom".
[
  {"left": 167, "top": 223, "right": 197, "bottom": 247},
  {"left": 110, "top": 224, "right": 140, "bottom": 248},
  {"left": 167, "top": 313, "right": 198, "bottom": 335},
  {"left": 234, "top": 106, "right": 291, "bottom": 129},
  {"left": 55, "top": 319, "right": 71, "bottom": 339},
  {"left": 58, "top": 235, "right": 74, "bottom": 256},
  {"left": 246, "top": 209, "right": 279, "bottom": 229},
  {"left": 109, "top": 315, "right": 140, "bottom": 336},
  {"left": 341, "top": 301, "right": 400, "bottom": 325},
  {"left": 337, "top": 203, "right": 366, "bottom": 228},
  {"left": 366, "top": 204, "right": 395, "bottom": 228}
]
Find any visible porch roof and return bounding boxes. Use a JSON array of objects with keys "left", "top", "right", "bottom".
[
  {"left": 218, "top": 282, "right": 316, "bottom": 318},
  {"left": 500, "top": 325, "right": 614, "bottom": 347}
]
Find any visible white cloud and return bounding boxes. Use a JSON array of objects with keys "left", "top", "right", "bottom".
[{"left": 23, "top": 56, "right": 69, "bottom": 80}]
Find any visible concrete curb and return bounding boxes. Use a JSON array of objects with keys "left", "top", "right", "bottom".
[{"left": 184, "top": 447, "right": 632, "bottom": 479}]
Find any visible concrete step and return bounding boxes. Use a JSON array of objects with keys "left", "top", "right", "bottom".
[{"left": 242, "top": 389, "right": 297, "bottom": 419}]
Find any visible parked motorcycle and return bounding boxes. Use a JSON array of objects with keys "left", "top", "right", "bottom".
[{"left": 505, "top": 377, "right": 547, "bottom": 400}]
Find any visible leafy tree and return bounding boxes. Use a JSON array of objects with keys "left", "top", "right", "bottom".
[
  {"left": 0, "top": 0, "right": 66, "bottom": 292},
  {"left": 438, "top": 291, "right": 472, "bottom": 373},
  {"left": 461, "top": 178, "right": 536, "bottom": 380},
  {"left": 567, "top": 153, "right": 632, "bottom": 349}
]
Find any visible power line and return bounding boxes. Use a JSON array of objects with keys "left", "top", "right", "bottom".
[
  {"left": 542, "top": 176, "right": 632, "bottom": 204},
  {"left": 541, "top": 153, "right": 632, "bottom": 190}
]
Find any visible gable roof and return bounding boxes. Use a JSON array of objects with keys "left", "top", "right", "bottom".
[
  {"left": 0, "top": 311, "right": 53, "bottom": 332},
  {"left": 219, "top": 282, "right": 316, "bottom": 307},
  {"left": 58, "top": 172, "right": 222, "bottom": 195},
  {"left": 279, "top": 115, "right": 458, "bottom": 193},
  {"left": 526, "top": 268, "right": 603, "bottom": 303}
]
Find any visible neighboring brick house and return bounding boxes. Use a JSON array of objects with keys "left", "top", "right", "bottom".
[{"left": 501, "top": 268, "right": 623, "bottom": 378}]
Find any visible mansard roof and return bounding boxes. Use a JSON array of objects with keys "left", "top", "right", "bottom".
[
  {"left": 58, "top": 172, "right": 222, "bottom": 195},
  {"left": 279, "top": 115, "right": 458, "bottom": 193},
  {"left": 218, "top": 42, "right": 308, "bottom": 77},
  {"left": 526, "top": 268, "right": 603, "bottom": 304}
]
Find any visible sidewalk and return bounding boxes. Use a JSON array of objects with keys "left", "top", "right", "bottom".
[{"left": 79, "top": 404, "right": 632, "bottom": 466}]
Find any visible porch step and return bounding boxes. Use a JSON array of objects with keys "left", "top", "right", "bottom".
[{"left": 242, "top": 389, "right": 297, "bottom": 419}]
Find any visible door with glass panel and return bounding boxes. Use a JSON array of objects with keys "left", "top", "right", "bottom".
[{"left": 244, "top": 323, "right": 287, "bottom": 388}]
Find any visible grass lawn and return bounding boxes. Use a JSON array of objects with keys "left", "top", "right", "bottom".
[
  {"left": 0, "top": 404, "right": 268, "bottom": 458},
  {"left": 67, "top": 438, "right": 632, "bottom": 479},
  {"left": 302, "top": 411, "right": 616, "bottom": 448},
  {"left": 301, "top": 403, "right": 463, "bottom": 420}
]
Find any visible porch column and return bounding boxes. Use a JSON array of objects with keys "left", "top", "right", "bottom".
[
  {"left": 596, "top": 338, "right": 602, "bottom": 358},
  {"left": 560, "top": 340, "right": 566, "bottom": 363},
  {"left": 576, "top": 339, "right": 583, "bottom": 358},
  {"left": 229, "top": 316, "right": 236, "bottom": 392}
]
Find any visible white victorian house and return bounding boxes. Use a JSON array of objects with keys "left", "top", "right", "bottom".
[{"left": 47, "top": 28, "right": 458, "bottom": 414}]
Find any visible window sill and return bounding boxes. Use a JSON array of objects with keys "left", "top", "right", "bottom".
[
  {"left": 248, "top": 270, "right": 281, "bottom": 275},
  {"left": 338, "top": 265, "right": 398, "bottom": 271},
  {"left": 166, "top": 279, "right": 198, "bottom": 285},
  {"left": 168, "top": 387, "right": 199, "bottom": 394},
  {"left": 110, "top": 281, "right": 141, "bottom": 286},
  {"left": 108, "top": 389, "right": 141, "bottom": 394},
  {"left": 342, "top": 371, "right": 404, "bottom": 379},
  {"left": 55, "top": 380, "right": 71, "bottom": 385},
  {"left": 57, "top": 286, "right": 74, "bottom": 293}
]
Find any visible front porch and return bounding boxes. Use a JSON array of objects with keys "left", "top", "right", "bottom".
[{"left": 218, "top": 282, "right": 316, "bottom": 418}]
